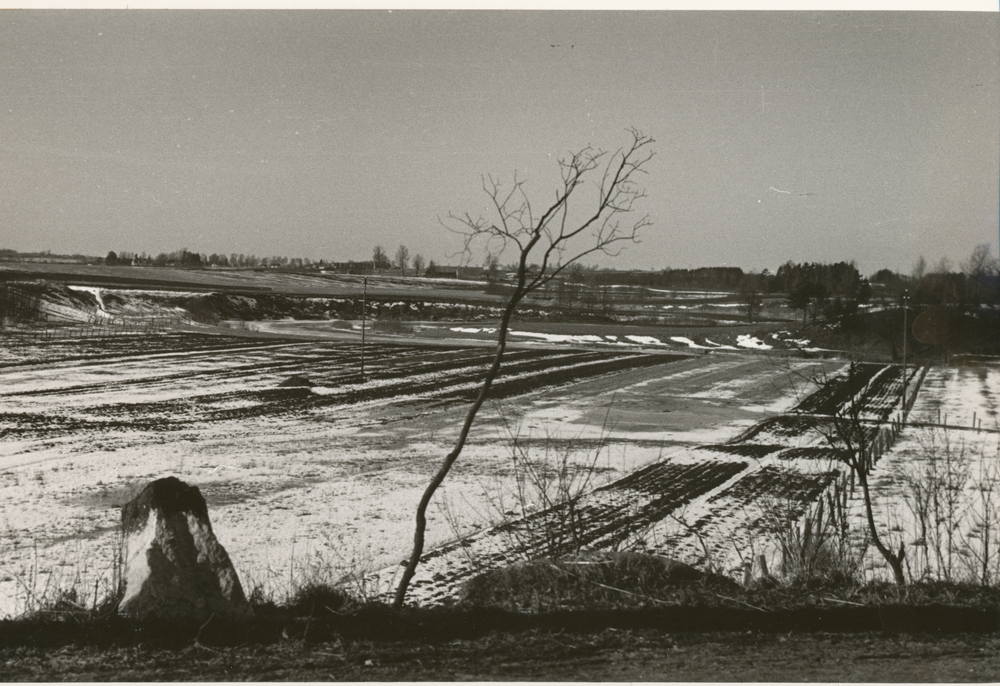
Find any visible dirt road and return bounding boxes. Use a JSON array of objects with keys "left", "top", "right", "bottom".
[{"left": 3, "top": 630, "right": 997, "bottom": 681}]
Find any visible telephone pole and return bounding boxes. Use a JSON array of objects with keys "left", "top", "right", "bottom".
[
  {"left": 360, "top": 277, "right": 368, "bottom": 381},
  {"left": 902, "top": 288, "right": 909, "bottom": 422}
]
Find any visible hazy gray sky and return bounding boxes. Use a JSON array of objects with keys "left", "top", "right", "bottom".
[{"left": 1, "top": 11, "right": 997, "bottom": 275}]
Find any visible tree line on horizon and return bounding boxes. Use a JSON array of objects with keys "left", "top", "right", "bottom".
[{"left": 2, "top": 244, "right": 997, "bottom": 310}]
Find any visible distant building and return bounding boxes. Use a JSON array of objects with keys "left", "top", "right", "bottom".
[
  {"left": 424, "top": 265, "right": 486, "bottom": 280},
  {"left": 322, "top": 261, "right": 375, "bottom": 275},
  {"left": 424, "top": 265, "right": 459, "bottom": 279}
]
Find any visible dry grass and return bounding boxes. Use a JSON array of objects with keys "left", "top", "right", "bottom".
[
  {"left": 461, "top": 551, "right": 745, "bottom": 612},
  {"left": 460, "top": 551, "right": 1000, "bottom": 614}
]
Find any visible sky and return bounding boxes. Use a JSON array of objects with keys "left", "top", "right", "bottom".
[{"left": 1, "top": 9, "right": 997, "bottom": 276}]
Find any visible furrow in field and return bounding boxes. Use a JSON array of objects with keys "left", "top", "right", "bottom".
[
  {"left": 1, "top": 343, "right": 503, "bottom": 400},
  {"left": 377, "top": 357, "right": 898, "bottom": 606},
  {"left": 380, "top": 459, "right": 750, "bottom": 605},
  {"left": 0, "top": 348, "right": 657, "bottom": 443},
  {"left": 0, "top": 341, "right": 497, "bottom": 411},
  {"left": 790, "top": 362, "right": 887, "bottom": 416},
  {"left": 0, "top": 333, "right": 295, "bottom": 369}
]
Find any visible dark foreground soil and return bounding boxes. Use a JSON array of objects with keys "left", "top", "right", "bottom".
[
  {"left": 2, "top": 601, "right": 998, "bottom": 681},
  {"left": 3, "top": 629, "right": 998, "bottom": 681}
]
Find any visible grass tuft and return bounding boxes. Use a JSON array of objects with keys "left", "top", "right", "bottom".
[{"left": 287, "top": 583, "right": 355, "bottom": 617}]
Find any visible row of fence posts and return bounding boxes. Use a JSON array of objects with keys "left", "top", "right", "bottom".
[
  {"left": 834, "top": 364, "right": 934, "bottom": 579},
  {"left": 753, "top": 364, "right": 927, "bottom": 583},
  {"left": 934, "top": 407, "right": 987, "bottom": 432},
  {"left": 856, "top": 363, "right": 928, "bottom": 482},
  {"left": 743, "top": 366, "right": 927, "bottom": 584},
  {"left": 756, "top": 362, "right": 948, "bottom": 583},
  {"left": 2, "top": 314, "right": 192, "bottom": 342}
]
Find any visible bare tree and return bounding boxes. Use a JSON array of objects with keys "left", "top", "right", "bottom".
[
  {"left": 395, "top": 244, "right": 410, "bottom": 276},
  {"left": 484, "top": 252, "right": 501, "bottom": 281},
  {"left": 393, "top": 129, "right": 655, "bottom": 608},
  {"left": 786, "top": 282, "right": 812, "bottom": 328},
  {"left": 600, "top": 284, "right": 615, "bottom": 317},
  {"left": 412, "top": 253, "right": 425, "bottom": 277},
  {"left": 962, "top": 243, "right": 1000, "bottom": 306},
  {"left": 816, "top": 362, "right": 906, "bottom": 585},
  {"left": 935, "top": 256, "right": 953, "bottom": 275},
  {"left": 372, "top": 245, "right": 390, "bottom": 274}
]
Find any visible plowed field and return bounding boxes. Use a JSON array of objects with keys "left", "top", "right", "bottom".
[
  {"left": 0, "top": 329, "right": 847, "bottom": 616},
  {"left": 373, "top": 358, "right": 942, "bottom": 605}
]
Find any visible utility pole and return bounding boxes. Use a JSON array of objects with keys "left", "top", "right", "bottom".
[
  {"left": 902, "top": 288, "right": 909, "bottom": 421},
  {"left": 360, "top": 277, "right": 368, "bottom": 381}
]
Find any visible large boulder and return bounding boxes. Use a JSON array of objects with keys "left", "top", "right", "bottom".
[{"left": 118, "top": 477, "right": 253, "bottom": 622}]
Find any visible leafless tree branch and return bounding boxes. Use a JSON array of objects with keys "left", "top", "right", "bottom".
[{"left": 393, "top": 129, "right": 655, "bottom": 608}]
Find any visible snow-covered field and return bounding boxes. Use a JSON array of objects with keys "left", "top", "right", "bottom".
[
  {"left": 2, "top": 325, "right": 995, "bottom": 615},
  {"left": 863, "top": 363, "right": 1000, "bottom": 581},
  {"left": 371, "top": 359, "right": 1000, "bottom": 602},
  {"left": 0, "top": 329, "right": 842, "bottom": 616}
]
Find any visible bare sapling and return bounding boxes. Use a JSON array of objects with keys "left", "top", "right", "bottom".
[
  {"left": 964, "top": 436, "right": 1000, "bottom": 584},
  {"left": 898, "top": 424, "right": 1000, "bottom": 584},
  {"left": 393, "top": 129, "right": 655, "bottom": 608},
  {"left": 896, "top": 425, "right": 971, "bottom": 582},
  {"left": 817, "top": 362, "right": 907, "bottom": 585}
]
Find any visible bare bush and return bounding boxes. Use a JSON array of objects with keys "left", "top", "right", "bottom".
[
  {"left": 895, "top": 425, "right": 1000, "bottom": 584},
  {"left": 811, "top": 362, "right": 908, "bottom": 585},
  {"left": 480, "top": 403, "right": 618, "bottom": 561},
  {"left": 766, "top": 473, "right": 864, "bottom": 583}
]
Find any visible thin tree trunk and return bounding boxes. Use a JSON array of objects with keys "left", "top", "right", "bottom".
[
  {"left": 858, "top": 466, "right": 906, "bottom": 585},
  {"left": 393, "top": 267, "right": 532, "bottom": 608}
]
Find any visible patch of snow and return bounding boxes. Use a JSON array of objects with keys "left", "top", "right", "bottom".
[
  {"left": 736, "top": 335, "right": 772, "bottom": 350},
  {"left": 645, "top": 289, "right": 734, "bottom": 298},
  {"left": 624, "top": 335, "right": 668, "bottom": 346},
  {"left": 67, "top": 285, "right": 106, "bottom": 312},
  {"left": 670, "top": 337, "right": 713, "bottom": 350},
  {"left": 909, "top": 365, "right": 1000, "bottom": 430},
  {"left": 704, "top": 339, "right": 738, "bottom": 350},
  {"left": 509, "top": 331, "right": 605, "bottom": 344}
]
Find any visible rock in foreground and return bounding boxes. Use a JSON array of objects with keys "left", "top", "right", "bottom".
[{"left": 119, "top": 477, "right": 253, "bottom": 622}]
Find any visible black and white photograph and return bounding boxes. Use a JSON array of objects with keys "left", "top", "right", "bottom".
[{"left": 0, "top": 3, "right": 998, "bottom": 680}]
